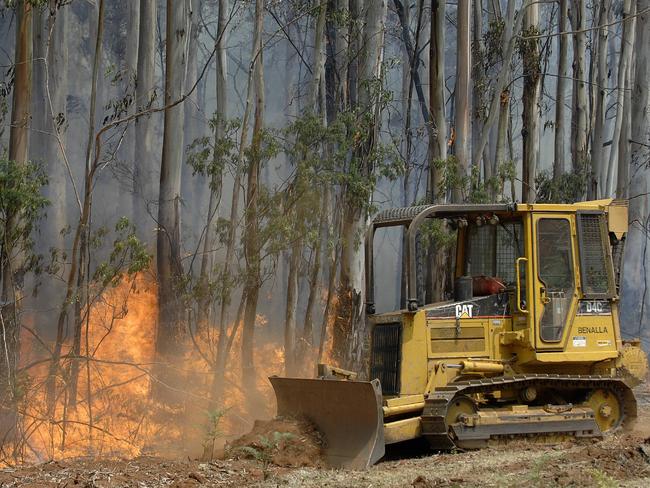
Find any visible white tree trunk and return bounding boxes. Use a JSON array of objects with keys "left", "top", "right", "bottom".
[
  {"left": 155, "top": 0, "right": 188, "bottom": 389},
  {"left": 32, "top": 2, "right": 68, "bottom": 252},
  {"left": 591, "top": 1, "right": 612, "bottom": 199},
  {"left": 472, "top": 0, "right": 527, "bottom": 182},
  {"left": 199, "top": 0, "right": 229, "bottom": 318},
  {"left": 521, "top": 3, "right": 540, "bottom": 203},
  {"left": 241, "top": 0, "right": 265, "bottom": 394},
  {"left": 569, "top": 0, "right": 589, "bottom": 176},
  {"left": 134, "top": 0, "right": 158, "bottom": 237},
  {"left": 620, "top": 0, "right": 650, "bottom": 349},
  {"left": 609, "top": 0, "right": 636, "bottom": 197},
  {"left": 123, "top": 0, "right": 139, "bottom": 179},
  {"left": 284, "top": 0, "right": 328, "bottom": 374},
  {"left": 333, "top": 0, "right": 388, "bottom": 368}
]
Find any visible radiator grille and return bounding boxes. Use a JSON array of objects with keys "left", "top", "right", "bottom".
[
  {"left": 370, "top": 323, "right": 401, "bottom": 395},
  {"left": 577, "top": 212, "right": 614, "bottom": 298}
]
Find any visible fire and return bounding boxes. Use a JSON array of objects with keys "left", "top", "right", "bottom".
[{"left": 8, "top": 274, "right": 294, "bottom": 466}]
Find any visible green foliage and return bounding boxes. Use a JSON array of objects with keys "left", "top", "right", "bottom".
[
  {"left": 201, "top": 408, "right": 226, "bottom": 460},
  {"left": 484, "top": 18, "right": 506, "bottom": 67},
  {"left": 535, "top": 169, "right": 589, "bottom": 203},
  {"left": 432, "top": 157, "right": 517, "bottom": 204},
  {"left": 526, "top": 453, "right": 551, "bottom": 484},
  {"left": 233, "top": 431, "right": 295, "bottom": 465},
  {"left": 432, "top": 156, "right": 468, "bottom": 201},
  {"left": 5, "top": 0, "right": 51, "bottom": 8},
  {"left": 235, "top": 445, "right": 266, "bottom": 462},
  {"left": 590, "top": 468, "right": 618, "bottom": 488},
  {"left": 517, "top": 26, "right": 542, "bottom": 81},
  {"left": 186, "top": 118, "right": 240, "bottom": 191},
  {"left": 92, "top": 217, "right": 150, "bottom": 287},
  {"left": 0, "top": 158, "right": 48, "bottom": 274},
  {"left": 418, "top": 218, "right": 456, "bottom": 251}
]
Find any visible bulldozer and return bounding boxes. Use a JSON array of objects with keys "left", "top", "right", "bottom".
[{"left": 270, "top": 199, "right": 648, "bottom": 469}]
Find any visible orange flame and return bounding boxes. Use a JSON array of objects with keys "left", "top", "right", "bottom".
[{"left": 10, "top": 274, "right": 308, "bottom": 465}]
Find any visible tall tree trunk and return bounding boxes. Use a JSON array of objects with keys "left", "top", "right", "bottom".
[
  {"left": 553, "top": 0, "right": 568, "bottom": 179},
  {"left": 199, "top": 0, "right": 229, "bottom": 327},
  {"left": 471, "top": 0, "right": 486, "bottom": 181},
  {"left": 453, "top": 0, "right": 470, "bottom": 203},
  {"left": 610, "top": 0, "right": 635, "bottom": 197},
  {"left": 183, "top": 0, "right": 203, "bottom": 223},
  {"left": 520, "top": 3, "right": 540, "bottom": 203},
  {"left": 393, "top": 0, "right": 430, "bottom": 126},
  {"left": 32, "top": 2, "right": 68, "bottom": 254},
  {"left": 569, "top": 0, "right": 589, "bottom": 181},
  {"left": 429, "top": 0, "right": 446, "bottom": 198},
  {"left": 333, "top": 0, "right": 387, "bottom": 370},
  {"left": 425, "top": 0, "right": 447, "bottom": 303},
  {"left": 285, "top": 0, "right": 328, "bottom": 374},
  {"left": 155, "top": 0, "right": 188, "bottom": 401},
  {"left": 134, "top": 0, "right": 158, "bottom": 240},
  {"left": 67, "top": 0, "right": 105, "bottom": 409},
  {"left": 241, "top": 0, "right": 265, "bottom": 396},
  {"left": 494, "top": 89, "right": 510, "bottom": 198},
  {"left": 1, "top": 0, "right": 32, "bottom": 441},
  {"left": 616, "top": 2, "right": 635, "bottom": 200},
  {"left": 620, "top": 0, "right": 650, "bottom": 349},
  {"left": 472, "top": 0, "right": 526, "bottom": 180},
  {"left": 284, "top": 237, "right": 300, "bottom": 375},
  {"left": 302, "top": 195, "right": 324, "bottom": 358},
  {"left": 334, "top": 0, "right": 349, "bottom": 111},
  {"left": 121, "top": 0, "right": 139, "bottom": 212},
  {"left": 590, "top": 0, "right": 612, "bottom": 199}
]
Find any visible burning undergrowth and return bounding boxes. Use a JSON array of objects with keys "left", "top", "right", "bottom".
[{"left": 3, "top": 273, "right": 323, "bottom": 467}]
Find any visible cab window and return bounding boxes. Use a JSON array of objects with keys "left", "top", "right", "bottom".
[
  {"left": 537, "top": 218, "right": 575, "bottom": 341},
  {"left": 465, "top": 219, "right": 524, "bottom": 286}
]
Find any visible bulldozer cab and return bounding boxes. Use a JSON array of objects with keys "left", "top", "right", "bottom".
[
  {"left": 365, "top": 203, "right": 524, "bottom": 313},
  {"left": 365, "top": 200, "right": 625, "bottom": 362}
]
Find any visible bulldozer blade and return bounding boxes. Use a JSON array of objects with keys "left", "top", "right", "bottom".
[{"left": 269, "top": 376, "right": 385, "bottom": 469}]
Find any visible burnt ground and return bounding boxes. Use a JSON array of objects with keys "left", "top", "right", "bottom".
[{"left": 2, "top": 384, "right": 650, "bottom": 487}]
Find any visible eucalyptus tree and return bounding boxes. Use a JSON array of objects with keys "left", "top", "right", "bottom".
[
  {"left": 31, "top": 1, "right": 68, "bottom": 253},
  {"left": 569, "top": 0, "right": 589, "bottom": 178},
  {"left": 620, "top": 0, "right": 650, "bottom": 348},
  {"left": 134, "top": 0, "right": 158, "bottom": 237},
  {"left": 454, "top": 0, "right": 470, "bottom": 203},
  {"left": 241, "top": 0, "right": 266, "bottom": 394},
  {"left": 612, "top": 0, "right": 636, "bottom": 198},
  {"left": 429, "top": 0, "right": 446, "bottom": 196},
  {"left": 590, "top": 0, "right": 612, "bottom": 198},
  {"left": 520, "top": 2, "right": 540, "bottom": 203},
  {"left": 553, "top": 0, "right": 569, "bottom": 179},
  {"left": 332, "top": 0, "right": 389, "bottom": 369},
  {"left": 1, "top": 0, "right": 34, "bottom": 439},
  {"left": 155, "top": 0, "right": 188, "bottom": 399}
]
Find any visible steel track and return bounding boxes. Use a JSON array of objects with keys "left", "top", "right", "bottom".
[{"left": 420, "top": 374, "right": 637, "bottom": 450}]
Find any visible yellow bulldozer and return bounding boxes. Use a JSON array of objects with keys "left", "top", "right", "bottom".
[{"left": 270, "top": 199, "right": 648, "bottom": 468}]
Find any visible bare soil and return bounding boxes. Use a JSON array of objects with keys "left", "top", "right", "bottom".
[
  {"left": 2, "top": 386, "right": 650, "bottom": 487},
  {"left": 227, "top": 417, "right": 325, "bottom": 468}
]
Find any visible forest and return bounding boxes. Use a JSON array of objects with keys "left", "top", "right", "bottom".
[{"left": 0, "top": 0, "right": 649, "bottom": 466}]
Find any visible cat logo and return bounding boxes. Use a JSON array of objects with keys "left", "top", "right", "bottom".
[{"left": 455, "top": 304, "right": 474, "bottom": 319}]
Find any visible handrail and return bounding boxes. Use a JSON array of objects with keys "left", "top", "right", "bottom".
[{"left": 516, "top": 257, "right": 529, "bottom": 314}]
